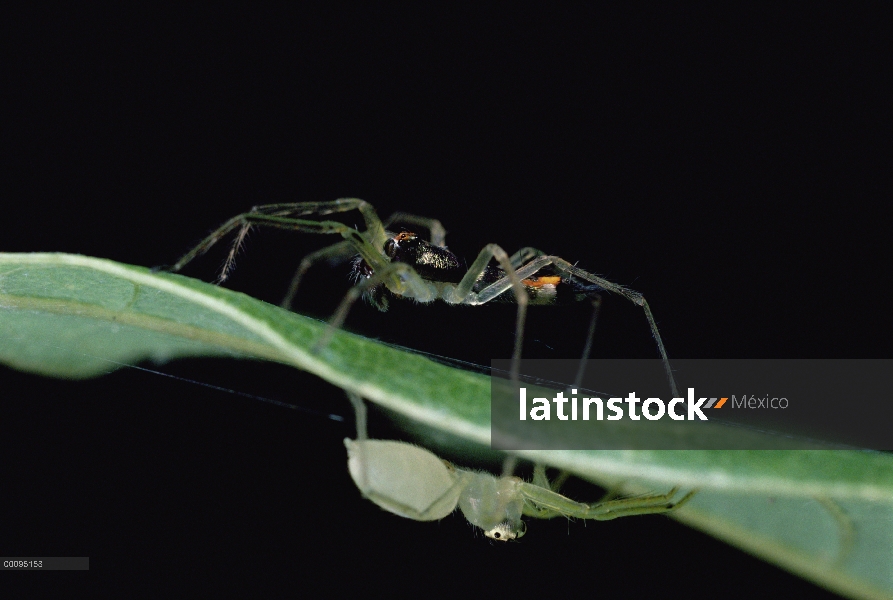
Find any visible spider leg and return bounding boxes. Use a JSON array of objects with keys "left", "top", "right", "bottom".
[
  {"left": 313, "top": 261, "right": 440, "bottom": 352},
  {"left": 519, "top": 482, "right": 696, "bottom": 521},
  {"left": 815, "top": 496, "right": 855, "bottom": 566},
  {"left": 476, "top": 255, "right": 678, "bottom": 398},
  {"left": 345, "top": 391, "right": 370, "bottom": 492},
  {"left": 570, "top": 294, "right": 602, "bottom": 389},
  {"left": 280, "top": 239, "right": 357, "bottom": 310},
  {"left": 532, "top": 464, "right": 571, "bottom": 493},
  {"left": 579, "top": 487, "right": 697, "bottom": 520},
  {"left": 168, "top": 198, "right": 388, "bottom": 283},
  {"left": 244, "top": 198, "right": 387, "bottom": 248},
  {"left": 346, "top": 390, "right": 368, "bottom": 442},
  {"left": 445, "top": 244, "right": 530, "bottom": 381},
  {"left": 500, "top": 246, "right": 603, "bottom": 388},
  {"left": 521, "top": 465, "right": 572, "bottom": 519},
  {"left": 509, "top": 247, "right": 545, "bottom": 269}
]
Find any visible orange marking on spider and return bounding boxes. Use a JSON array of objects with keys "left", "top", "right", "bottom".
[{"left": 522, "top": 276, "right": 562, "bottom": 288}]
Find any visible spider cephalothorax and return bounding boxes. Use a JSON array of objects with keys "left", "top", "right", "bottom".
[
  {"left": 351, "top": 230, "right": 469, "bottom": 310},
  {"left": 383, "top": 231, "right": 464, "bottom": 281}
]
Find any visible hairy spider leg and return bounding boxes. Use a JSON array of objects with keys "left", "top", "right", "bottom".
[
  {"left": 520, "top": 464, "right": 572, "bottom": 520},
  {"left": 518, "top": 479, "right": 696, "bottom": 521},
  {"left": 280, "top": 240, "right": 356, "bottom": 310},
  {"left": 313, "top": 261, "right": 434, "bottom": 351},
  {"left": 169, "top": 198, "right": 388, "bottom": 283},
  {"left": 381, "top": 212, "right": 448, "bottom": 247}
]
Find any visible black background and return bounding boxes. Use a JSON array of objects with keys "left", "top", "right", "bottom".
[{"left": 2, "top": 5, "right": 888, "bottom": 597}]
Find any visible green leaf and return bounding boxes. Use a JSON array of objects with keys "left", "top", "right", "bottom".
[{"left": 1, "top": 252, "right": 891, "bottom": 599}]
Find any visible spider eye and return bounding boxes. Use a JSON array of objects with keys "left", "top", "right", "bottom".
[{"left": 484, "top": 520, "right": 524, "bottom": 541}]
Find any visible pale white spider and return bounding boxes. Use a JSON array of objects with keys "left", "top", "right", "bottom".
[{"left": 344, "top": 392, "right": 694, "bottom": 540}]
